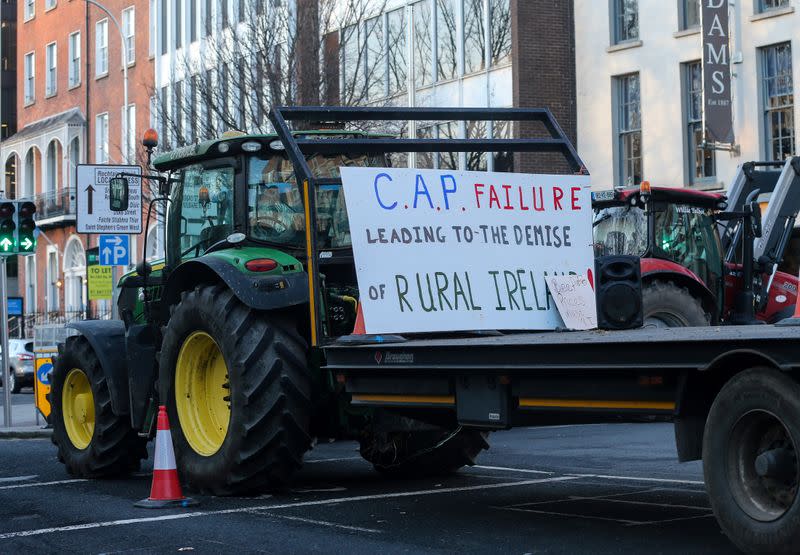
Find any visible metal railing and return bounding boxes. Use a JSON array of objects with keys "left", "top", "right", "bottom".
[
  {"left": 19, "top": 308, "right": 112, "bottom": 339},
  {"left": 33, "top": 186, "right": 76, "bottom": 219}
]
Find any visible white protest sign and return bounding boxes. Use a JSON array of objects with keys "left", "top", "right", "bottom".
[
  {"left": 340, "top": 167, "right": 594, "bottom": 334},
  {"left": 76, "top": 164, "right": 142, "bottom": 234},
  {"left": 546, "top": 274, "right": 597, "bottom": 330}
]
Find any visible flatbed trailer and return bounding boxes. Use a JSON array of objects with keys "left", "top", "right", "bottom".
[{"left": 325, "top": 324, "right": 800, "bottom": 553}]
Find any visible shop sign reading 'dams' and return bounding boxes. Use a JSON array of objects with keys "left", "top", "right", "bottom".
[{"left": 340, "top": 167, "right": 596, "bottom": 334}]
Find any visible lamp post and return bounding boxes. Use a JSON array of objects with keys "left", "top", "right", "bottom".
[{"left": 86, "top": 0, "right": 129, "bottom": 164}]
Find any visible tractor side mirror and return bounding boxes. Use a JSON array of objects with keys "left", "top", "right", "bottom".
[
  {"left": 109, "top": 177, "right": 130, "bottom": 212},
  {"left": 750, "top": 201, "right": 762, "bottom": 239}
]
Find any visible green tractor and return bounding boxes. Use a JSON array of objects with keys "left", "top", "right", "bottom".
[{"left": 50, "top": 107, "right": 516, "bottom": 494}]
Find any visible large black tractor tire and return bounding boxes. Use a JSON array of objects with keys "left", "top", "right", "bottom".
[
  {"left": 360, "top": 427, "right": 490, "bottom": 477},
  {"left": 642, "top": 281, "right": 709, "bottom": 327},
  {"left": 160, "top": 284, "right": 311, "bottom": 495},
  {"left": 50, "top": 336, "right": 147, "bottom": 477},
  {"left": 703, "top": 368, "right": 800, "bottom": 554}
]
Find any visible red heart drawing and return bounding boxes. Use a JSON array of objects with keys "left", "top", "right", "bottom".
[
  {"left": 374, "top": 352, "right": 383, "bottom": 364},
  {"left": 587, "top": 268, "right": 594, "bottom": 290}
]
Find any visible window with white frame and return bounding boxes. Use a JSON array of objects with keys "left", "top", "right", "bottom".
[
  {"left": 46, "top": 42, "right": 57, "bottom": 96},
  {"left": 387, "top": 7, "right": 406, "bottom": 96},
  {"left": 96, "top": 113, "right": 109, "bottom": 163},
  {"left": 762, "top": 42, "right": 794, "bottom": 160},
  {"left": 413, "top": 0, "right": 432, "bottom": 88},
  {"left": 436, "top": 0, "right": 457, "bottom": 81},
  {"left": 46, "top": 248, "right": 59, "bottom": 312},
  {"left": 175, "top": 0, "right": 182, "bottom": 49},
  {"left": 69, "top": 31, "right": 81, "bottom": 87},
  {"left": 25, "top": 256, "right": 37, "bottom": 313},
  {"left": 96, "top": 19, "right": 108, "bottom": 76},
  {"left": 149, "top": 0, "right": 156, "bottom": 56},
  {"left": 615, "top": 73, "right": 642, "bottom": 186},
  {"left": 122, "top": 7, "right": 135, "bottom": 64},
  {"left": 464, "top": 0, "right": 485, "bottom": 75},
  {"left": 24, "top": 52, "right": 35, "bottom": 104},
  {"left": 758, "top": 0, "right": 791, "bottom": 13},
  {"left": 490, "top": 0, "right": 511, "bottom": 66},
  {"left": 365, "top": 15, "right": 386, "bottom": 101},
  {"left": 45, "top": 0, "right": 56, "bottom": 10},
  {"left": 612, "top": 0, "right": 638, "bottom": 44},
  {"left": 123, "top": 104, "right": 136, "bottom": 162},
  {"left": 684, "top": 61, "right": 715, "bottom": 183},
  {"left": 24, "top": 0, "right": 34, "bottom": 20}
]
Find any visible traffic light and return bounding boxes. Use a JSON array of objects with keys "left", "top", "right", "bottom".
[
  {"left": 0, "top": 200, "right": 37, "bottom": 255},
  {"left": 17, "top": 201, "right": 36, "bottom": 253},
  {"left": 0, "top": 201, "right": 15, "bottom": 254}
]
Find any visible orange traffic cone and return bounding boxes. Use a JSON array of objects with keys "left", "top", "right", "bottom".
[
  {"left": 135, "top": 406, "right": 199, "bottom": 508},
  {"left": 352, "top": 303, "right": 366, "bottom": 335}
]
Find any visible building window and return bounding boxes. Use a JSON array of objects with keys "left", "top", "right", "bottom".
[
  {"left": 467, "top": 120, "right": 488, "bottom": 171},
  {"left": 24, "top": 52, "right": 35, "bottom": 104},
  {"left": 45, "top": 0, "right": 56, "bottom": 10},
  {"left": 69, "top": 31, "right": 81, "bottom": 87},
  {"left": 758, "top": 0, "right": 791, "bottom": 12},
  {"left": 46, "top": 248, "right": 59, "bottom": 312},
  {"left": 149, "top": 0, "right": 156, "bottom": 56},
  {"left": 221, "top": 0, "right": 229, "bottom": 28},
  {"left": 680, "top": 0, "right": 700, "bottom": 30},
  {"left": 493, "top": 120, "right": 514, "bottom": 172},
  {"left": 463, "top": 0, "right": 485, "bottom": 75},
  {"left": 365, "top": 15, "right": 386, "bottom": 101},
  {"left": 684, "top": 61, "right": 715, "bottom": 183},
  {"left": 25, "top": 256, "right": 36, "bottom": 313},
  {"left": 122, "top": 7, "right": 135, "bottom": 64},
  {"left": 414, "top": 0, "right": 432, "bottom": 88},
  {"left": 123, "top": 104, "right": 136, "bottom": 162},
  {"left": 205, "top": 0, "right": 213, "bottom": 36},
  {"left": 490, "top": 0, "right": 511, "bottom": 66},
  {"left": 436, "top": 0, "right": 457, "bottom": 81},
  {"left": 612, "top": 0, "right": 638, "bottom": 44},
  {"left": 188, "top": 0, "right": 196, "bottom": 43},
  {"left": 96, "top": 113, "right": 109, "bottom": 163},
  {"left": 24, "top": 0, "right": 34, "bottom": 20},
  {"left": 45, "top": 42, "right": 57, "bottom": 96},
  {"left": 387, "top": 8, "right": 406, "bottom": 96},
  {"left": 96, "top": 19, "right": 108, "bottom": 76},
  {"left": 615, "top": 73, "right": 642, "bottom": 186},
  {"left": 174, "top": 81, "right": 184, "bottom": 144},
  {"left": 175, "top": 0, "right": 182, "bottom": 48},
  {"left": 762, "top": 43, "right": 794, "bottom": 160},
  {"left": 161, "top": 0, "right": 168, "bottom": 54}
]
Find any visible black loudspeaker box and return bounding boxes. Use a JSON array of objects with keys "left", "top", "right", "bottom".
[{"left": 595, "top": 255, "right": 643, "bottom": 330}]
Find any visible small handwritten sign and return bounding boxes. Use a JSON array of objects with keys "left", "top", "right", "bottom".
[{"left": 546, "top": 274, "right": 597, "bottom": 330}]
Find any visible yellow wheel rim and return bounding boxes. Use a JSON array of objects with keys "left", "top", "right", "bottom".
[
  {"left": 174, "top": 331, "right": 231, "bottom": 456},
  {"left": 62, "top": 369, "right": 95, "bottom": 450}
]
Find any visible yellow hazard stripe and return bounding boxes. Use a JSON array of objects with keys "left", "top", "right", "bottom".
[
  {"left": 302, "top": 179, "right": 317, "bottom": 346},
  {"left": 519, "top": 398, "right": 675, "bottom": 410},
  {"left": 351, "top": 394, "right": 456, "bottom": 405}
]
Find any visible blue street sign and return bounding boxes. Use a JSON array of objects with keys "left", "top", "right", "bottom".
[
  {"left": 98, "top": 234, "right": 130, "bottom": 266},
  {"left": 7, "top": 297, "right": 23, "bottom": 316}
]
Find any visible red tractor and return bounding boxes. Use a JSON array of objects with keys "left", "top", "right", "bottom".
[{"left": 592, "top": 158, "right": 800, "bottom": 327}]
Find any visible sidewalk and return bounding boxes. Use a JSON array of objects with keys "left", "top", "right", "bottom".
[{"left": 0, "top": 394, "right": 51, "bottom": 438}]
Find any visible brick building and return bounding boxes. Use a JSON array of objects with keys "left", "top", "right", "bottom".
[{"left": 0, "top": 0, "right": 155, "bottom": 333}]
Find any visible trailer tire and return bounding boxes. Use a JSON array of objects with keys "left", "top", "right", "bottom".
[
  {"left": 703, "top": 367, "right": 800, "bottom": 554},
  {"left": 642, "top": 281, "right": 709, "bottom": 327},
  {"left": 50, "top": 336, "right": 147, "bottom": 477},
  {"left": 361, "top": 428, "right": 490, "bottom": 477},
  {"left": 160, "top": 284, "right": 311, "bottom": 495}
]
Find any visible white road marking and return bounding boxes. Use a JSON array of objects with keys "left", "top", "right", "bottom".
[
  {"left": 505, "top": 488, "right": 656, "bottom": 508},
  {"left": 304, "top": 457, "right": 362, "bottom": 463},
  {"left": 0, "top": 475, "right": 582, "bottom": 540},
  {"left": 259, "top": 513, "right": 381, "bottom": 534},
  {"left": 473, "top": 465, "right": 553, "bottom": 475},
  {"left": 626, "top": 513, "right": 716, "bottom": 527},
  {"left": 571, "top": 496, "right": 711, "bottom": 512},
  {"left": 0, "top": 475, "right": 37, "bottom": 483},
  {"left": 495, "top": 505, "right": 640, "bottom": 526},
  {"left": 0, "top": 479, "right": 87, "bottom": 490}
]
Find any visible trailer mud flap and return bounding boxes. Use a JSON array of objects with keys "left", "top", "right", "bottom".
[{"left": 456, "top": 376, "right": 509, "bottom": 428}]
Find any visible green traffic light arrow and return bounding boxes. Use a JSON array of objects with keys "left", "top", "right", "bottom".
[
  {"left": 20, "top": 237, "right": 33, "bottom": 250},
  {"left": 0, "top": 237, "right": 12, "bottom": 251}
]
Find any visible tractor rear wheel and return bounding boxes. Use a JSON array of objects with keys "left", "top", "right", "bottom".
[
  {"left": 50, "top": 336, "right": 147, "bottom": 477},
  {"left": 360, "top": 427, "right": 490, "bottom": 477},
  {"left": 160, "top": 284, "right": 311, "bottom": 495},
  {"left": 642, "top": 281, "right": 709, "bottom": 328}
]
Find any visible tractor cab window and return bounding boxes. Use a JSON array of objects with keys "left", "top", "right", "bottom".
[
  {"left": 593, "top": 204, "right": 648, "bottom": 256},
  {"left": 653, "top": 203, "right": 723, "bottom": 292},
  {"left": 246, "top": 153, "right": 383, "bottom": 249},
  {"left": 168, "top": 164, "right": 234, "bottom": 264}
]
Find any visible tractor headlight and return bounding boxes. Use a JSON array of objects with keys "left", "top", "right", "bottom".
[{"left": 218, "top": 142, "right": 230, "bottom": 153}]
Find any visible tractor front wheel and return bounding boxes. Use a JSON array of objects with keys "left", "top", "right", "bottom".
[
  {"left": 642, "top": 281, "right": 709, "bottom": 328},
  {"left": 50, "top": 336, "right": 147, "bottom": 477},
  {"left": 160, "top": 284, "right": 311, "bottom": 495}
]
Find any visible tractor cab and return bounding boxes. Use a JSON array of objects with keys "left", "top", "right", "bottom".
[{"left": 592, "top": 185, "right": 728, "bottom": 323}]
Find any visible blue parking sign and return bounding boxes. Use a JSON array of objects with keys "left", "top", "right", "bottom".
[{"left": 98, "top": 235, "right": 130, "bottom": 266}]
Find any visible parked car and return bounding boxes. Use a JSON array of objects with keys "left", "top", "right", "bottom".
[{"left": 1, "top": 339, "right": 35, "bottom": 394}]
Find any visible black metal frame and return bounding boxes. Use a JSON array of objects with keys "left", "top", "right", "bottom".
[{"left": 268, "top": 106, "right": 587, "bottom": 346}]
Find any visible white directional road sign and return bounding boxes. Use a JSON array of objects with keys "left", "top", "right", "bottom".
[
  {"left": 99, "top": 234, "right": 130, "bottom": 266},
  {"left": 76, "top": 164, "right": 142, "bottom": 234}
]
